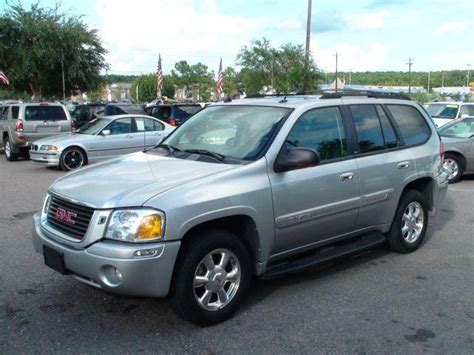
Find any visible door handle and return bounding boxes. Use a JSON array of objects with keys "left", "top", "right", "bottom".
[
  {"left": 340, "top": 172, "right": 354, "bottom": 181},
  {"left": 125, "top": 135, "right": 134, "bottom": 139},
  {"left": 397, "top": 161, "right": 410, "bottom": 169}
]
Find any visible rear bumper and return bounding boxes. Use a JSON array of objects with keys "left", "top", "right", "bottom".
[
  {"left": 32, "top": 214, "right": 181, "bottom": 297},
  {"left": 29, "top": 151, "right": 60, "bottom": 166}
]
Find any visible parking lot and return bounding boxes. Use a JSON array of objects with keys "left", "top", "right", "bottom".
[{"left": 0, "top": 154, "right": 473, "bottom": 354}]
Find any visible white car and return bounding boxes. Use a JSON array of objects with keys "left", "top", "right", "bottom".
[
  {"left": 30, "top": 114, "right": 175, "bottom": 171},
  {"left": 424, "top": 102, "right": 474, "bottom": 128}
]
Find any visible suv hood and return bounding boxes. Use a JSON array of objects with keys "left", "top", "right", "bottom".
[{"left": 50, "top": 152, "right": 238, "bottom": 208}]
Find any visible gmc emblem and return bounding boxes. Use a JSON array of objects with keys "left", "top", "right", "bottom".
[{"left": 54, "top": 208, "right": 77, "bottom": 225}]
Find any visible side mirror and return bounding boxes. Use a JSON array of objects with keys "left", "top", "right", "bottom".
[
  {"left": 460, "top": 114, "right": 469, "bottom": 119},
  {"left": 102, "top": 129, "right": 110, "bottom": 136},
  {"left": 274, "top": 147, "right": 320, "bottom": 173}
]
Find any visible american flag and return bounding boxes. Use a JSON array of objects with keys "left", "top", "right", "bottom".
[
  {"left": 215, "top": 58, "right": 224, "bottom": 97},
  {"left": 0, "top": 70, "right": 9, "bottom": 85},
  {"left": 156, "top": 54, "right": 164, "bottom": 98}
]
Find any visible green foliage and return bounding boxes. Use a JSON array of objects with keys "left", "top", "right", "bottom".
[
  {"left": 105, "top": 74, "right": 137, "bottom": 84},
  {"left": 0, "top": 2, "right": 108, "bottom": 98},
  {"left": 131, "top": 74, "right": 176, "bottom": 102},
  {"left": 237, "top": 38, "right": 322, "bottom": 95}
]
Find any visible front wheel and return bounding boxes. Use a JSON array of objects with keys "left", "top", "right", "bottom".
[
  {"left": 387, "top": 190, "right": 428, "bottom": 253},
  {"left": 170, "top": 229, "right": 251, "bottom": 326},
  {"left": 59, "top": 147, "right": 86, "bottom": 171}
]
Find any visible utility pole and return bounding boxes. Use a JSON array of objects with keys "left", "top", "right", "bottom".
[
  {"left": 136, "top": 83, "right": 139, "bottom": 102},
  {"left": 304, "top": 0, "right": 312, "bottom": 91},
  {"left": 467, "top": 64, "right": 471, "bottom": 87},
  {"left": 427, "top": 71, "right": 431, "bottom": 94},
  {"left": 61, "top": 49, "right": 66, "bottom": 100},
  {"left": 441, "top": 71, "right": 445, "bottom": 87},
  {"left": 335, "top": 52, "right": 339, "bottom": 93},
  {"left": 349, "top": 68, "right": 352, "bottom": 86},
  {"left": 406, "top": 57, "right": 413, "bottom": 94}
]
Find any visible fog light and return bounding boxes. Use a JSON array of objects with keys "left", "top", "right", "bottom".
[
  {"left": 115, "top": 268, "right": 123, "bottom": 281},
  {"left": 134, "top": 248, "right": 160, "bottom": 257}
]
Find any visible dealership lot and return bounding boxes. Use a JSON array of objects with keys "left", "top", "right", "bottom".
[{"left": 0, "top": 155, "right": 473, "bottom": 354}]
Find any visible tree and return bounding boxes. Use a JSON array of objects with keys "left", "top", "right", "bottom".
[
  {"left": 170, "top": 60, "right": 214, "bottom": 101},
  {"left": 237, "top": 38, "right": 322, "bottom": 95},
  {"left": 0, "top": 2, "right": 108, "bottom": 98},
  {"left": 131, "top": 74, "right": 176, "bottom": 102}
]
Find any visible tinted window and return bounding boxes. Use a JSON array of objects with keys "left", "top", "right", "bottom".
[
  {"left": 105, "top": 118, "right": 132, "bottom": 135},
  {"left": 11, "top": 106, "right": 19, "bottom": 119},
  {"left": 350, "top": 105, "right": 384, "bottom": 153},
  {"left": 286, "top": 107, "right": 348, "bottom": 161},
  {"left": 387, "top": 105, "right": 431, "bottom": 145},
  {"left": 439, "top": 117, "right": 474, "bottom": 139},
  {"left": 135, "top": 117, "right": 163, "bottom": 132},
  {"left": 376, "top": 106, "right": 398, "bottom": 148},
  {"left": 24, "top": 106, "right": 67, "bottom": 121}
]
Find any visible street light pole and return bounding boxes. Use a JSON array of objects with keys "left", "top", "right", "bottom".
[
  {"left": 406, "top": 57, "right": 413, "bottom": 94},
  {"left": 305, "top": 0, "right": 312, "bottom": 63},
  {"left": 335, "top": 52, "right": 339, "bottom": 93},
  {"left": 61, "top": 49, "right": 66, "bottom": 100},
  {"left": 427, "top": 71, "right": 431, "bottom": 94},
  {"left": 467, "top": 64, "right": 471, "bottom": 87}
]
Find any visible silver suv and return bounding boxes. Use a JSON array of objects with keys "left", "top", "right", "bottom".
[
  {"left": 31, "top": 93, "right": 448, "bottom": 325},
  {"left": 1, "top": 102, "right": 72, "bottom": 161}
]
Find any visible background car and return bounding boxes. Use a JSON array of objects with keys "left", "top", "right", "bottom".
[
  {"left": 145, "top": 103, "right": 202, "bottom": 126},
  {"left": 104, "top": 103, "right": 146, "bottom": 116},
  {"left": 1, "top": 102, "right": 72, "bottom": 161},
  {"left": 29, "top": 114, "right": 175, "bottom": 171},
  {"left": 439, "top": 116, "right": 474, "bottom": 183},
  {"left": 424, "top": 102, "right": 474, "bottom": 128},
  {"left": 70, "top": 103, "right": 106, "bottom": 129}
]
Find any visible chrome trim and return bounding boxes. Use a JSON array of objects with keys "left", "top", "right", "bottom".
[{"left": 48, "top": 192, "right": 99, "bottom": 209}]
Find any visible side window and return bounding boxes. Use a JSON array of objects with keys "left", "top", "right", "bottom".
[
  {"left": 105, "top": 118, "right": 132, "bottom": 135},
  {"left": 11, "top": 106, "right": 19, "bottom": 120},
  {"left": 135, "top": 118, "right": 163, "bottom": 132},
  {"left": 350, "top": 105, "right": 385, "bottom": 153},
  {"left": 376, "top": 105, "right": 398, "bottom": 148},
  {"left": 460, "top": 105, "right": 474, "bottom": 117},
  {"left": 152, "top": 119, "right": 164, "bottom": 131},
  {"left": 286, "top": 107, "right": 348, "bottom": 162},
  {"left": 387, "top": 105, "right": 431, "bottom": 146}
]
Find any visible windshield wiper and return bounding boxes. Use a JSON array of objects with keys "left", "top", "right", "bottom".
[
  {"left": 151, "top": 143, "right": 181, "bottom": 156},
  {"left": 183, "top": 149, "right": 227, "bottom": 162}
]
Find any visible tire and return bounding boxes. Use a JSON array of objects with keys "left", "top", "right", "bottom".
[
  {"left": 443, "top": 153, "right": 463, "bottom": 183},
  {"left": 387, "top": 190, "right": 428, "bottom": 253},
  {"left": 59, "top": 147, "right": 87, "bottom": 171},
  {"left": 4, "top": 137, "right": 19, "bottom": 161},
  {"left": 170, "top": 229, "right": 251, "bottom": 326}
]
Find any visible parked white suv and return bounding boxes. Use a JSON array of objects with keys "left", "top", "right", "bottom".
[{"left": 424, "top": 101, "right": 474, "bottom": 128}]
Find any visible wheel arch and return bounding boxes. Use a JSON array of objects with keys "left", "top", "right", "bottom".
[
  {"left": 400, "top": 176, "right": 435, "bottom": 212},
  {"left": 62, "top": 145, "right": 89, "bottom": 165},
  {"left": 178, "top": 214, "right": 261, "bottom": 275},
  {"left": 444, "top": 150, "right": 466, "bottom": 170}
]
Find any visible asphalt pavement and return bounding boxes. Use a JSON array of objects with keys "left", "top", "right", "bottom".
[{"left": 1, "top": 154, "right": 473, "bottom": 354}]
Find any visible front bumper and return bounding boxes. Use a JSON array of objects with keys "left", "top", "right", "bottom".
[
  {"left": 31, "top": 214, "right": 181, "bottom": 297},
  {"left": 29, "top": 151, "right": 61, "bottom": 166}
]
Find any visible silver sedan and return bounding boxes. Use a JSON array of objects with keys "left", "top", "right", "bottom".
[
  {"left": 30, "top": 114, "right": 175, "bottom": 171},
  {"left": 439, "top": 116, "right": 474, "bottom": 183}
]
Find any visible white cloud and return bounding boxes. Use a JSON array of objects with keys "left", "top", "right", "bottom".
[
  {"left": 311, "top": 42, "right": 391, "bottom": 72},
  {"left": 345, "top": 10, "right": 388, "bottom": 31},
  {"left": 95, "top": 0, "right": 269, "bottom": 74},
  {"left": 436, "top": 21, "right": 471, "bottom": 34}
]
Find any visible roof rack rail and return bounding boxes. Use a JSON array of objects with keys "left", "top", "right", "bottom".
[
  {"left": 245, "top": 91, "right": 322, "bottom": 99},
  {"left": 320, "top": 90, "right": 411, "bottom": 101}
]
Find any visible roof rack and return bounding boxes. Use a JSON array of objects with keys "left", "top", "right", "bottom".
[{"left": 320, "top": 90, "right": 411, "bottom": 101}]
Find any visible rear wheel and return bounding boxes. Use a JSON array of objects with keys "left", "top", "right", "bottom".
[
  {"left": 4, "top": 137, "right": 19, "bottom": 161},
  {"left": 59, "top": 147, "right": 86, "bottom": 171},
  {"left": 443, "top": 153, "right": 463, "bottom": 183},
  {"left": 170, "top": 229, "right": 251, "bottom": 326},
  {"left": 387, "top": 190, "right": 428, "bottom": 253}
]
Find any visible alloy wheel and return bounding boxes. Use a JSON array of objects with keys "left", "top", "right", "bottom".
[
  {"left": 443, "top": 158, "right": 459, "bottom": 181},
  {"left": 401, "top": 201, "right": 424, "bottom": 243},
  {"left": 63, "top": 150, "right": 84, "bottom": 170}
]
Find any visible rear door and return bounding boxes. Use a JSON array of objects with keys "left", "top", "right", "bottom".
[
  {"left": 349, "top": 104, "right": 416, "bottom": 229},
  {"left": 134, "top": 117, "right": 167, "bottom": 150},
  {"left": 23, "top": 105, "right": 71, "bottom": 141}
]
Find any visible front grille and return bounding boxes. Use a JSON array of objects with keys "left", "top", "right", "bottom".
[{"left": 47, "top": 196, "right": 95, "bottom": 241}]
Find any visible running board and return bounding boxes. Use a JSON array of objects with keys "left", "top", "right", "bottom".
[{"left": 261, "top": 232, "right": 386, "bottom": 280}]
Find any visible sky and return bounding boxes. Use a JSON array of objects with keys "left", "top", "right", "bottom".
[{"left": 2, "top": 0, "right": 474, "bottom": 75}]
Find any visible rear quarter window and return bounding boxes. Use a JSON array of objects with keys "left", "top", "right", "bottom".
[
  {"left": 25, "top": 106, "right": 67, "bottom": 121},
  {"left": 386, "top": 105, "right": 431, "bottom": 146}
]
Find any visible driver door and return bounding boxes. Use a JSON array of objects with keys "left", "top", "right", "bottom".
[
  {"left": 88, "top": 117, "right": 134, "bottom": 160},
  {"left": 268, "top": 106, "right": 360, "bottom": 257}
]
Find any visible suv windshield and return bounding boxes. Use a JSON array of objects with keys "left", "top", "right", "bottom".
[
  {"left": 76, "top": 118, "right": 112, "bottom": 135},
  {"left": 162, "top": 105, "right": 290, "bottom": 161},
  {"left": 425, "top": 103, "right": 459, "bottom": 119},
  {"left": 439, "top": 117, "right": 474, "bottom": 139}
]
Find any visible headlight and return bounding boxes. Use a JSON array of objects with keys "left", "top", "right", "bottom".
[
  {"left": 41, "top": 194, "right": 51, "bottom": 222},
  {"left": 105, "top": 209, "right": 165, "bottom": 243},
  {"left": 40, "top": 145, "right": 59, "bottom": 151}
]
